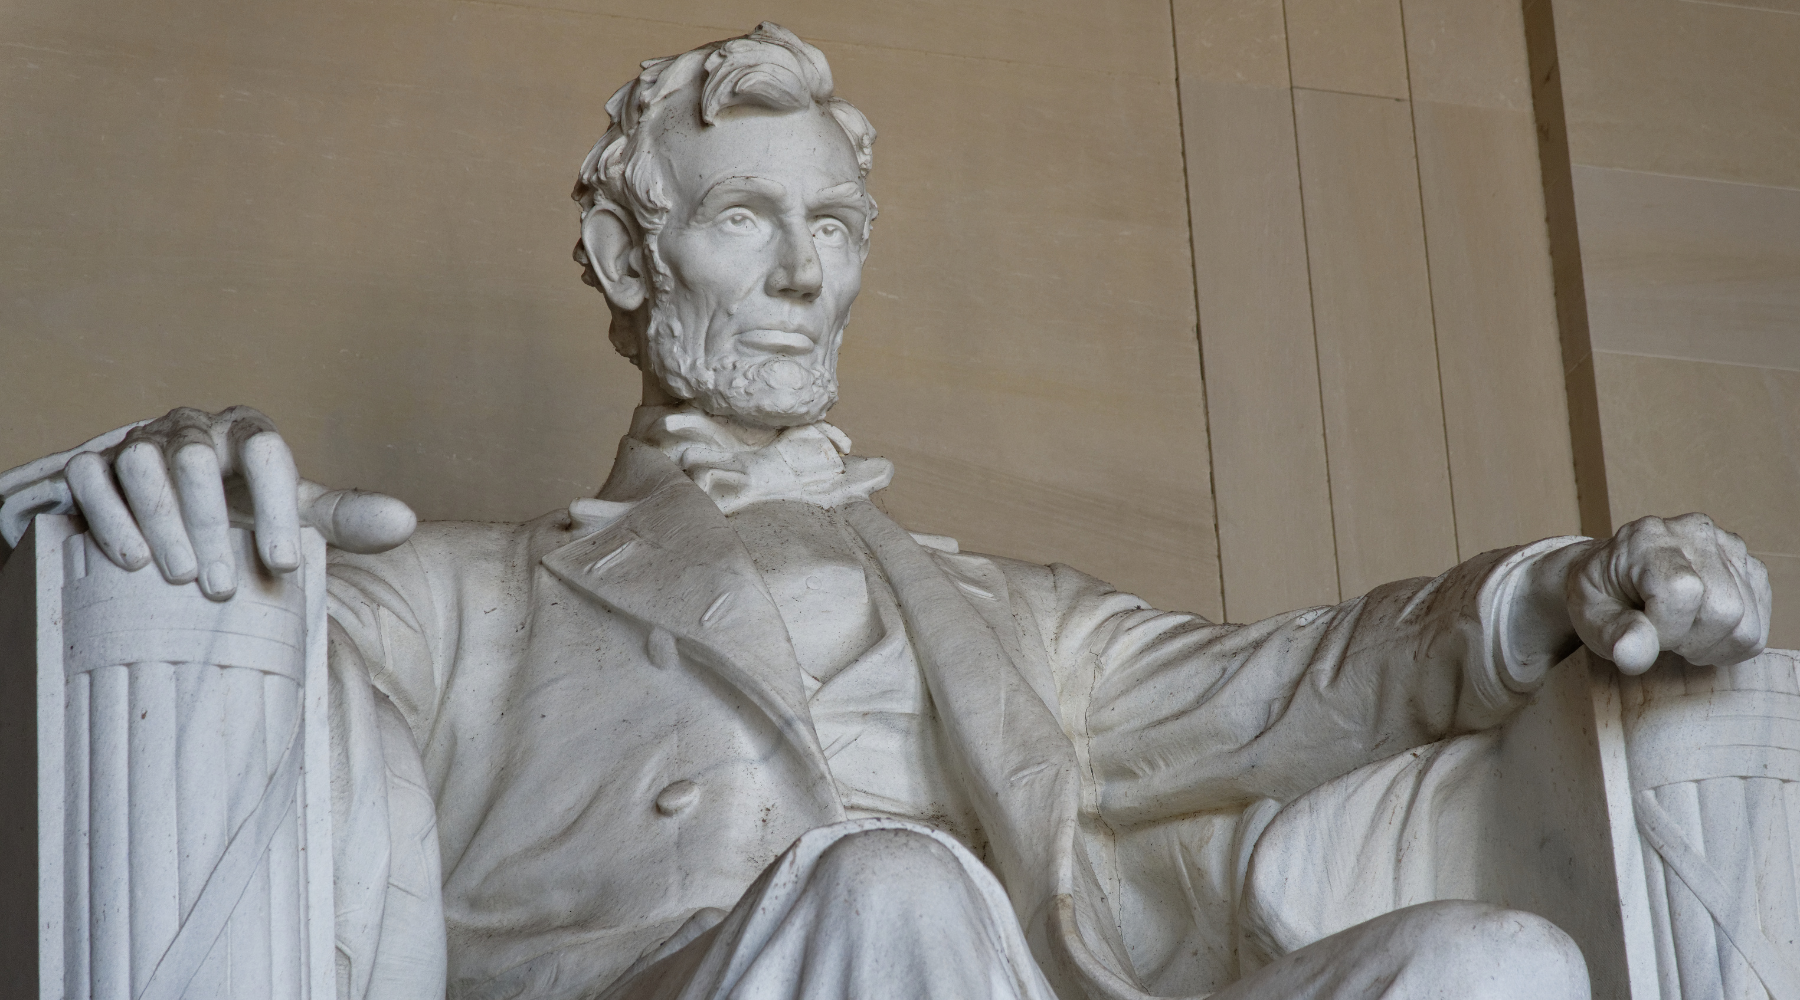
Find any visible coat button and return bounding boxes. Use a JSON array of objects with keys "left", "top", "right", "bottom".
[
  {"left": 655, "top": 780, "right": 699, "bottom": 816},
  {"left": 646, "top": 627, "right": 679, "bottom": 670}
]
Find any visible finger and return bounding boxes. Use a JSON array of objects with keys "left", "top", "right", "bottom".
[
  {"left": 117, "top": 440, "right": 199, "bottom": 584},
  {"left": 1673, "top": 589, "right": 1745, "bottom": 665},
  {"left": 1568, "top": 554, "right": 1654, "bottom": 672},
  {"left": 1603, "top": 609, "right": 1662, "bottom": 674},
  {"left": 1630, "top": 541, "right": 1706, "bottom": 644},
  {"left": 1720, "top": 554, "right": 1771, "bottom": 663},
  {"left": 65, "top": 452, "right": 151, "bottom": 571},
  {"left": 300, "top": 486, "right": 417, "bottom": 554},
  {"left": 238, "top": 432, "right": 301, "bottom": 573},
  {"left": 170, "top": 436, "right": 236, "bottom": 601},
  {"left": 1750, "top": 554, "right": 1773, "bottom": 639},
  {"left": 1668, "top": 536, "right": 1746, "bottom": 664},
  {"left": 218, "top": 405, "right": 279, "bottom": 473}
]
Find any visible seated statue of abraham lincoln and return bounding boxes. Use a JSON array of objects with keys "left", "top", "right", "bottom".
[{"left": 6, "top": 21, "right": 1775, "bottom": 1000}]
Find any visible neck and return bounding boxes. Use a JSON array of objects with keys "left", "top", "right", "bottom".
[{"left": 640, "top": 368, "right": 679, "bottom": 407}]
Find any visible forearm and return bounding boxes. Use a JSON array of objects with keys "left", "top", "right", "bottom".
[{"left": 1084, "top": 538, "right": 1589, "bottom": 823}]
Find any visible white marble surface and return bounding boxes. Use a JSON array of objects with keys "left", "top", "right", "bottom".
[{"left": 1, "top": 519, "right": 336, "bottom": 1000}]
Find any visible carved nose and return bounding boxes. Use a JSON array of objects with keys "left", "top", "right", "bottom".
[
  {"left": 655, "top": 779, "right": 699, "bottom": 816},
  {"left": 768, "top": 225, "right": 823, "bottom": 300}
]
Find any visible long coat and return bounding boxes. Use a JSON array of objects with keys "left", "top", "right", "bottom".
[{"left": 324, "top": 438, "right": 1551, "bottom": 1000}]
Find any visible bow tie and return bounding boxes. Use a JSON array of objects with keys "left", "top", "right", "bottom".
[{"left": 630, "top": 405, "right": 894, "bottom": 514}]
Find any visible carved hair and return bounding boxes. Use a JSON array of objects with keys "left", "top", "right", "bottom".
[{"left": 571, "top": 22, "right": 877, "bottom": 359}]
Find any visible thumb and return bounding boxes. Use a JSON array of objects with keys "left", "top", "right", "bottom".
[
  {"left": 298, "top": 481, "right": 417, "bottom": 554},
  {"left": 1568, "top": 557, "right": 1663, "bottom": 674},
  {"left": 1597, "top": 607, "right": 1660, "bottom": 674}
]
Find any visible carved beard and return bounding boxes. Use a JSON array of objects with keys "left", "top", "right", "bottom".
[{"left": 642, "top": 304, "right": 841, "bottom": 429}]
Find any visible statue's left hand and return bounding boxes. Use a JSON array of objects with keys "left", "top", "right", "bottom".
[
  {"left": 0, "top": 406, "right": 415, "bottom": 601},
  {"left": 1565, "top": 513, "right": 1771, "bottom": 674}
]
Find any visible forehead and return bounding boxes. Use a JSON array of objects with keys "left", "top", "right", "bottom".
[{"left": 651, "top": 102, "right": 861, "bottom": 203}]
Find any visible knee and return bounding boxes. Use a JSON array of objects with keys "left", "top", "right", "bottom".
[
  {"left": 811, "top": 828, "right": 972, "bottom": 910},
  {"left": 1391, "top": 901, "right": 1589, "bottom": 999}
]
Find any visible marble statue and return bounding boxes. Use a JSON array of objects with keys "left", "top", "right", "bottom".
[{"left": 1, "top": 21, "right": 1794, "bottom": 1000}]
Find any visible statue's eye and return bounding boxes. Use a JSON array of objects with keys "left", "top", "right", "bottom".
[
  {"left": 721, "top": 210, "right": 757, "bottom": 231},
  {"left": 813, "top": 219, "right": 848, "bottom": 243}
]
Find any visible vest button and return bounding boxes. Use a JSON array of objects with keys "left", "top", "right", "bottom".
[{"left": 654, "top": 779, "right": 699, "bottom": 816}]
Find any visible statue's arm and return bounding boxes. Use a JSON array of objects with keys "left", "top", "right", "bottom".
[
  {"left": 1049, "top": 514, "right": 1769, "bottom": 828},
  {"left": 1053, "top": 541, "right": 1557, "bottom": 827}
]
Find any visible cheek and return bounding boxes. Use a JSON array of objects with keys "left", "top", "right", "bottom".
[
  {"left": 663, "top": 233, "right": 765, "bottom": 308},
  {"left": 821, "top": 248, "right": 863, "bottom": 312}
]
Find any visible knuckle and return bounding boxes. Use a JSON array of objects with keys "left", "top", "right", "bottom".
[
  {"left": 218, "top": 404, "right": 271, "bottom": 424},
  {"left": 170, "top": 439, "right": 220, "bottom": 473},
  {"left": 164, "top": 425, "right": 215, "bottom": 459},
  {"left": 164, "top": 406, "right": 214, "bottom": 431},
  {"left": 66, "top": 450, "right": 107, "bottom": 480},
  {"left": 224, "top": 408, "right": 280, "bottom": 449},
  {"left": 120, "top": 423, "right": 166, "bottom": 454},
  {"left": 117, "top": 438, "right": 164, "bottom": 471},
  {"left": 240, "top": 429, "right": 291, "bottom": 462}
]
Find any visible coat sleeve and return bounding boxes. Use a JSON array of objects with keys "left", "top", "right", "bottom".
[
  {"left": 325, "top": 532, "right": 458, "bottom": 750},
  {"left": 1024, "top": 537, "right": 1582, "bottom": 827},
  {"left": 321, "top": 531, "right": 465, "bottom": 1000}
]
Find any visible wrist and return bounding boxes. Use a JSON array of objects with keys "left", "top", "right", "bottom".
[{"left": 1500, "top": 539, "right": 1596, "bottom": 688}]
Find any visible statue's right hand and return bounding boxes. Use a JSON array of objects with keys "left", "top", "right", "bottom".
[{"left": 15, "top": 406, "right": 415, "bottom": 601}]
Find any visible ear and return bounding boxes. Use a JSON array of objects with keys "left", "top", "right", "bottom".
[{"left": 580, "top": 207, "right": 649, "bottom": 312}]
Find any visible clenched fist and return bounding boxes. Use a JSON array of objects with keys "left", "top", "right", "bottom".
[
  {"left": 1513, "top": 513, "right": 1772, "bottom": 678},
  {"left": 1567, "top": 513, "right": 1770, "bottom": 673}
]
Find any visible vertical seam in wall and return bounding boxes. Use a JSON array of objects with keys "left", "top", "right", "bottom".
[
  {"left": 1281, "top": 0, "right": 1346, "bottom": 602},
  {"left": 1395, "top": 0, "right": 1464, "bottom": 562},
  {"left": 1522, "top": 0, "right": 1612, "bottom": 539},
  {"left": 1167, "top": 0, "right": 1230, "bottom": 622}
]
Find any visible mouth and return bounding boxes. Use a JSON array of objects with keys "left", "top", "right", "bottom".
[{"left": 735, "top": 328, "right": 817, "bottom": 355}]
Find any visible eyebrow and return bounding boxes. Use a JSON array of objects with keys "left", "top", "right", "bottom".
[
  {"left": 809, "top": 181, "right": 870, "bottom": 217},
  {"left": 693, "top": 176, "right": 787, "bottom": 218}
]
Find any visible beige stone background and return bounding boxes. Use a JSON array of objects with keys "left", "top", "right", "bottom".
[
  {"left": 1, "top": 0, "right": 1793, "bottom": 643},
  {"left": 1551, "top": 0, "right": 1800, "bottom": 648}
]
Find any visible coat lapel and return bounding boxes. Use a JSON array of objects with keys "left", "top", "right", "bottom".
[
  {"left": 843, "top": 500, "right": 1151, "bottom": 1000},
  {"left": 542, "top": 441, "right": 834, "bottom": 795},
  {"left": 841, "top": 508, "right": 1077, "bottom": 910}
]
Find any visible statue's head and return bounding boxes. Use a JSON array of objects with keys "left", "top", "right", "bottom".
[{"left": 573, "top": 23, "right": 877, "bottom": 428}]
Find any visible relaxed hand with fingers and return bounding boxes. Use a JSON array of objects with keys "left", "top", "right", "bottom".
[
  {"left": 1565, "top": 513, "right": 1771, "bottom": 674},
  {"left": 60, "top": 406, "right": 416, "bottom": 601}
]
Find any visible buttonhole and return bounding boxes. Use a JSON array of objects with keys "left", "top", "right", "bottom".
[
  {"left": 585, "top": 540, "right": 635, "bottom": 576},
  {"left": 956, "top": 579, "right": 996, "bottom": 601},
  {"left": 701, "top": 590, "right": 735, "bottom": 626}
]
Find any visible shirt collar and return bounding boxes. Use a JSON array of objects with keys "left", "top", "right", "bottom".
[{"left": 627, "top": 403, "right": 894, "bottom": 514}]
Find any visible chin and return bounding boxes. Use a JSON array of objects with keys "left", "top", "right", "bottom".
[
  {"left": 645, "top": 313, "right": 842, "bottom": 428},
  {"left": 692, "top": 376, "right": 838, "bottom": 429}
]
